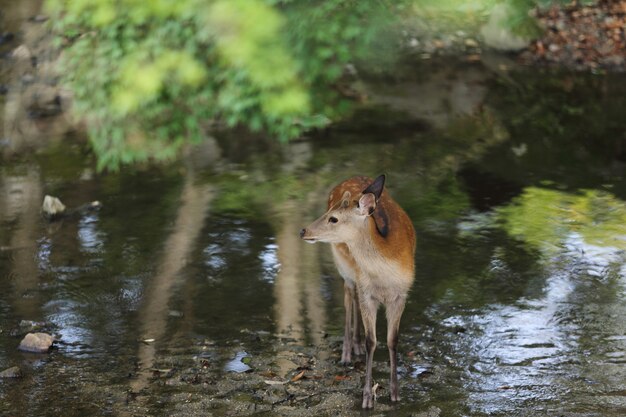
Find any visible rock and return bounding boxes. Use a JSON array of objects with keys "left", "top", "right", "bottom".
[
  {"left": 481, "top": 4, "right": 532, "bottom": 51},
  {"left": 0, "top": 366, "right": 22, "bottom": 378},
  {"left": 42, "top": 195, "right": 66, "bottom": 218},
  {"left": 18, "top": 320, "right": 47, "bottom": 333},
  {"left": 12, "top": 45, "right": 32, "bottom": 61},
  {"left": 26, "top": 85, "right": 64, "bottom": 117},
  {"left": 0, "top": 366, "right": 23, "bottom": 378},
  {"left": 18, "top": 332, "right": 54, "bottom": 353},
  {"left": 42, "top": 197, "right": 102, "bottom": 221},
  {"left": 464, "top": 38, "right": 479, "bottom": 48},
  {"left": 30, "top": 15, "right": 49, "bottom": 23},
  {"left": 604, "top": 55, "right": 625, "bottom": 67}
]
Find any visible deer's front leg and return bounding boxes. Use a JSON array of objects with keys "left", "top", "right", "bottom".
[
  {"left": 359, "top": 292, "right": 379, "bottom": 409},
  {"left": 341, "top": 281, "right": 355, "bottom": 364}
]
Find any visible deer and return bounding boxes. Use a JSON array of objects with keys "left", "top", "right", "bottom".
[{"left": 300, "top": 174, "right": 416, "bottom": 409}]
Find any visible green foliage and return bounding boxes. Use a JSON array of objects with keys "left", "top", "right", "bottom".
[
  {"left": 46, "top": 0, "right": 401, "bottom": 171},
  {"left": 501, "top": 0, "right": 543, "bottom": 38},
  {"left": 277, "top": 0, "right": 400, "bottom": 112},
  {"left": 47, "top": 0, "right": 309, "bottom": 170},
  {"left": 46, "top": 0, "right": 575, "bottom": 171}
]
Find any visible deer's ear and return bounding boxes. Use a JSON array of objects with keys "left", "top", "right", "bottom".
[
  {"left": 362, "top": 174, "right": 385, "bottom": 201},
  {"left": 358, "top": 193, "right": 376, "bottom": 216}
]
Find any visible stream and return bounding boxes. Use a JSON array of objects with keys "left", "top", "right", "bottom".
[{"left": 2, "top": 2, "right": 626, "bottom": 416}]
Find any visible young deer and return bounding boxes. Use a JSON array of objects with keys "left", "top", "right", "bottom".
[{"left": 300, "top": 175, "right": 416, "bottom": 408}]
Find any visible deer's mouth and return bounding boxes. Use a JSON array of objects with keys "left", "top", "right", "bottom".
[{"left": 300, "top": 228, "right": 319, "bottom": 243}]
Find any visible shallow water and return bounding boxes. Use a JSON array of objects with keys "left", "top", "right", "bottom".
[{"left": 3, "top": 5, "right": 626, "bottom": 415}]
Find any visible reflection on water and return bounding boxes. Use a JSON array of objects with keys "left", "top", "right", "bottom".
[
  {"left": 1, "top": 168, "right": 43, "bottom": 321},
  {"left": 130, "top": 171, "right": 214, "bottom": 393},
  {"left": 446, "top": 272, "right": 577, "bottom": 414},
  {"left": 2, "top": 59, "right": 626, "bottom": 416},
  {"left": 274, "top": 200, "right": 327, "bottom": 345},
  {"left": 77, "top": 213, "right": 104, "bottom": 254},
  {"left": 498, "top": 187, "right": 626, "bottom": 255}
]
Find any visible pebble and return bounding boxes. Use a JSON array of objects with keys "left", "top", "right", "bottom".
[{"left": 549, "top": 43, "right": 561, "bottom": 52}]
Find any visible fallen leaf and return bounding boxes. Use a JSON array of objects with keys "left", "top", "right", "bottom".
[
  {"left": 264, "top": 380, "right": 287, "bottom": 385},
  {"left": 291, "top": 370, "right": 305, "bottom": 382},
  {"left": 333, "top": 375, "right": 351, "bottom": 382}
]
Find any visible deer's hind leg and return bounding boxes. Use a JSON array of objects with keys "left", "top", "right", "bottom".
[{"left": 385, "top": 295, "right": 407, "bottom": 402}]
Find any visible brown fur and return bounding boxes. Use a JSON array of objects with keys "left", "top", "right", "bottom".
[{"left": 301, "top": 175, "right": 416, "bottom": 409}]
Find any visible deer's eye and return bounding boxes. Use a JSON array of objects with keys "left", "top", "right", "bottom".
[{"left": 328, "top": 216, "right": 338, "bottom": 224}]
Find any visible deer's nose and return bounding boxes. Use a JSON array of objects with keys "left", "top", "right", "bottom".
[{"left": 299, "top": 228, "right": 306, "bottom": 238}]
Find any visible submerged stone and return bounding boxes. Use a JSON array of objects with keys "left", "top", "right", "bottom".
[
  {"left": 0, "top": 366, "right": 22, "bottom": 378},
  {"left": 18, "top": 332, "right": 54, "bottom": 353},
  {"left": 18, "top": 319, "right": 47, "bottom": 333}
]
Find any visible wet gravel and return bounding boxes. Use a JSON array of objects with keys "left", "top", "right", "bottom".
[{"left": 119, "top": 334, "right": 442, "bottom": 417}]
